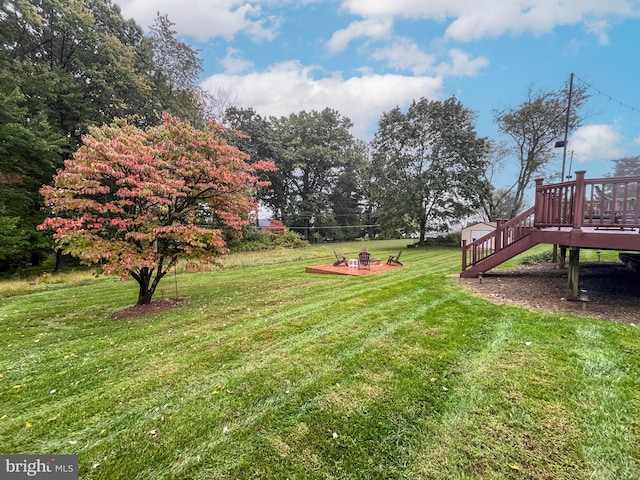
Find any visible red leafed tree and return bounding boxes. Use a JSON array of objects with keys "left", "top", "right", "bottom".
[{"left": 39, "top": 113, "right": 276, "bottom": 305}]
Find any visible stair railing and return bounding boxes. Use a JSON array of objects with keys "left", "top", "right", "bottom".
[{"left": 462, "top": 207, "right": 536, "bottom": 273}]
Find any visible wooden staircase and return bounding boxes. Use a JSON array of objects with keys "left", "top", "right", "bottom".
[
  {"left": 461, "top": 207, "right": 538, "bottom": 278},
  {"left": 461, "top": 172, "right": 640, "bottom": 278}
]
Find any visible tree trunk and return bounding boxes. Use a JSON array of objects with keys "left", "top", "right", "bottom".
[
  {"left": 134, "top": 268, "right": 155, "bottom": 305},
  {"left": 54, "top": 249, "right": 65, "bottom": 272},
  {"left": 137, "top": 289, "right": 154, "bottom": 305},
  {"left": 31, "top": 251, "right": 41, "bottom": 267},
  {"left": 133, "top": 266, "right": 168, "bottom": 305},
  {"left": 418, "top": 217, "right": 427, "bottom": 246}
]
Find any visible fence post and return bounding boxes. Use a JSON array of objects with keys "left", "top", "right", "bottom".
[
  {"left": 535, "top": 178, "right": 544, "bottom": 225},
  {"left": 495, "top": 220, "right": 503, "bottom": 252},
  {"left": 462, "top": 239, "right": 467, "bottom": 271},
  {"left": 573, "top": 171, "right": 587, "bottom": 229}
]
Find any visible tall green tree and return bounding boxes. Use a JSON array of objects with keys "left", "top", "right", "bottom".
[
  {"left": 272, "top": 108, "right": 365, "bottom": 240},
  {"left": 476, "top": 142, "right": 518, "bottom": 221},
  {"left": 2, "top": 0, "right": 154, "bottom": 149},
  {"left": 223, "top": 107, "right": 282, "bottom": 220},
  {"left": 326, "top": 139, "right": 369, "bottom": 241},
  {"left": 371, "top": 97, "right": 490, "bottom": 245},
  {"left": 609, "top": 156, "right": 640, "bottom": 177},
  {"left": 1, "top": 2, "right": 214, "bottom": 268},
  {"left": 0, "top": 61, "right": 64, "bottom": 268},
  {"left": 494, "top": 81, "right": 588, "bottom": 218},
  {"left": 147, "top": 13, "right": 212, "bottom": 127},
  {"left": 1, "top": 0, "right": 156, "bottom": 267}
]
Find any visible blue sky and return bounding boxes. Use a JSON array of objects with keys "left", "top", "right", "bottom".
[{"left": 114, "top": 0, "right": 640, "bottom": 185}]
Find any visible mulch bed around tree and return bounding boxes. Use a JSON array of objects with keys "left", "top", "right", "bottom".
[
  {"left": 110, "top": 297, "right": 185, "bottom": 320},
  {"left": 458, "top": 261, "right": 640, "bottom": 324}
]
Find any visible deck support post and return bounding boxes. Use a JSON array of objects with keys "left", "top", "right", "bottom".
[
  {"left": 462, "top": 239, "right": 467, "bottom": 272},
  {"left": 567, "top": 247, "right": 580, "bottom": 300},
  {"left": 559, "top": 246, "right": 567, "bottom": 269}
]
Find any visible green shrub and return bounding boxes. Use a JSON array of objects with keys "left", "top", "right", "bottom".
[
  {"left": 422, "top": 231, "right": 462, "bottom": 247},
  {"left": 231, "top": 230, "right": 308, "bottom": 252},
  {"left": 520, "top": 250, "right": 554, "bottom": 265}
]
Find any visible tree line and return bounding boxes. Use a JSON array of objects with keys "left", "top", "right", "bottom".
[
  {"left": 0, "top": 1, "right": 210, "bottom": 270},
  {"left": 5, "top": 0, "right": 633, "bottom": 281}
]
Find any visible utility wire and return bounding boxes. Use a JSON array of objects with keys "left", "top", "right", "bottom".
[{"left": 574, "top": 74, "right": 640, "bottom": 115}]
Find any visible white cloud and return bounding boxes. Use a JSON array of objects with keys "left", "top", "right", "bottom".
[
  {"left": 201, "top": 61, "right": 443, "bottom": 139},
  {"left": 339, "top": 0, "right": 639, "bottom": 42},
  {"left": 221, "top": 48, "right": 254, "bottom": 74},
  {"left": 585, "top": 20, "right": 611, "bottom": 45},
  {"left": 633, "top": 136, "right": 640, "bottom": 145},
  {"left": 327, "top": 18, "right": 393, "bottom": 53},
  {"left": 114, "top": 0, "right": 639, "bottom": 44},
  {"left": 371, "top": 42, "right": 488, "bottom": 78},
  {"left": 371, "top": 38, "right": 436, "bottom": 75},
  {"left": 114, "top": 0, "right": 280, "bottom": 40},
  {"left": 570, "top": 124, "right": 625, "bottom": 161},
  {"left": 436, "top": 49, "right": 488, "bottom": 77}
]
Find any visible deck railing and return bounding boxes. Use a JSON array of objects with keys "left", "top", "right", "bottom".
[
  {"left": 462, "top": 207, "right": 535, "bottom": 272},
  {"left": 535, "top": 171, "right": 640, "bottom": 229}
]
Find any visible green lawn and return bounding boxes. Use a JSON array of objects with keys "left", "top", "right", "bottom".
[{"left": 1, "top": 240, "right": 639, "bottom": 479}]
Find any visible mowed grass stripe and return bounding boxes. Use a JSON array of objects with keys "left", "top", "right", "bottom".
[
  {"left": 571, "top": 323, "right": 640, "bottom": 479},
  {"left": 2, "top": 242, "right": 640, "bottom": 479},
  {"left": 2, "top": 255, "right": 443, "bottom": 446},
  {"left": 413, "top": 309, "right": 588, "bottom": 479},
  {"left": 83, "top": 292, "right": 471, "bottom": 478}
]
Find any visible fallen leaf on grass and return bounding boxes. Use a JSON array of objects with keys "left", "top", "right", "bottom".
[{"left": 509, "top": 464, "right": 520, "bottom": 470}]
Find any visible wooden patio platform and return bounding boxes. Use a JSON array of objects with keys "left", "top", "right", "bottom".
[{"left": 306, "top": 262, "right": 403, "bottom": 276}]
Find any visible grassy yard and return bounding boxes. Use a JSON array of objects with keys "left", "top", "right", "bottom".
[{"left": 1, "top": 240, "right": 639, "bottom": 479}]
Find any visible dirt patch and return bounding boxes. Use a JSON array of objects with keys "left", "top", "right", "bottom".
[
  {"left": 459, "top": 262, "right": 640, "bottom": 323},
  {"left": 110, "top": 297, "right": 185, "bottom": 320}
]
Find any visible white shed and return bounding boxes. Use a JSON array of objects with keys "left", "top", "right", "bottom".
[{"left": 460, "top": 222, "right": 497, "bottom": 247}]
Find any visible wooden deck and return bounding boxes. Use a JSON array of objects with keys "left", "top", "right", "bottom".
[
  {"left": 461, "top": 171, "right": 640, "bottom": 298},
  {"left": 306, "top": 262, "right": 403, "bottom": 276}
]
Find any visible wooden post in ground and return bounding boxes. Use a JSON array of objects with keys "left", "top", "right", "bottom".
[
  {"left": 462, "top": 239, "right": 467, "bottom": 272},
  {"left": 559, "top": 246, "right": 567, "bottom": 269},
  {"left": 573, "top": 171, "right": 587, "bottom": 228},
  {"left": 566, "top": 171, "right": 587, "bottom": 301},
  {"left": 567, "top": 247, "right": 580, "bottom": 300}
]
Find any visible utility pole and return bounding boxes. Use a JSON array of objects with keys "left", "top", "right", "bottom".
[
  {"left": 561, "top": 72, "right": 574, "bottom": 182},
  {"left": 553, "top": 72, "right": 574, "bottom": 265}
]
